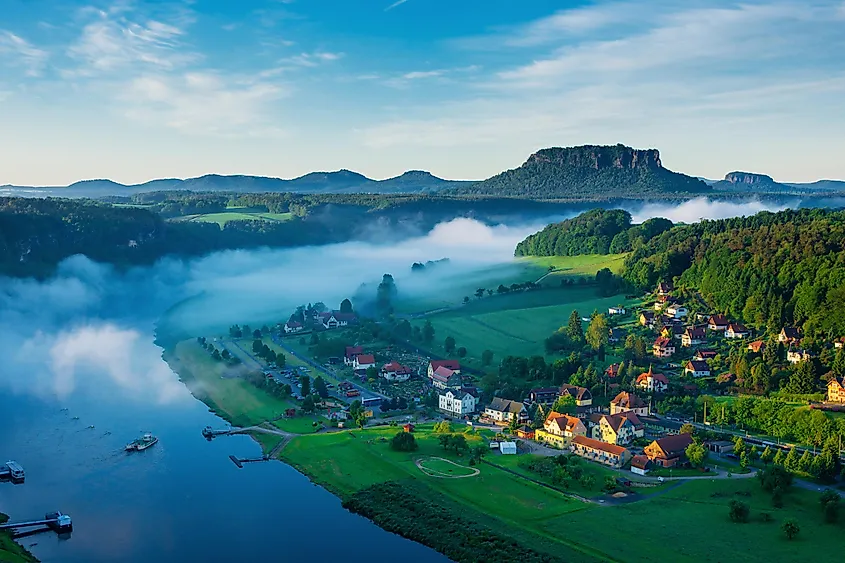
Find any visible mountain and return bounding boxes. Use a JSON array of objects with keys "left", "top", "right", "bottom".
[
  {"left": 786, "top": 179, "right": 845, "bottom": 192},
  {"left": 711, "top": 171, "right": 793, "bottom": 193},
  {"left": 0, "top": 170, "right": 469, "bottom": 198},
  {"left": 448, "top": 144, "right": 710, "bottom": 199}
]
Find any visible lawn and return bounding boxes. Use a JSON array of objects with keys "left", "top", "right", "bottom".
[
  {"left": 281, "top": 425, "right": 587, "bottom": 523},
  {"left": 0, "top": 514, "right": 36, "bottom": 563},
  {"left": 492, "top": 453, "right": 627, "bottom": 498},
  {"left": 167, "top": 340, "right": 322, "bottom": 431},
  {"left": 542, "top": 478, "right": 838, "bottom": 563},
  {"left": 249, "top": 432, "right": 284, "bottom": 455},
  {"left": 176, "top": 208, "right": 294, "bottom": 227},
  {"left": 522, "top": 254, "right": 628, "bottom": 287},
  {"left": 411, "top": 287, "right": 635, "bottom": 369}
]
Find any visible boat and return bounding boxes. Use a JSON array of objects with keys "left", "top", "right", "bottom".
[
  {"left": 1, "top": 460, "right": 25, "bottom": 482},
  {"left": 125, "top": 433, "right": 158, "bottom": 452}
]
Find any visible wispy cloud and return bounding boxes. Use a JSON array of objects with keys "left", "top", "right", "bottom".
[
  {"left": 0, "top": 30, "right": 48, "bottom": 76},
  {"left": 385, "top": 0, "right": 409, "bottom": 11}
]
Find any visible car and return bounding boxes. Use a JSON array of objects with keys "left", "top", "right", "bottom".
[{"left": 657, "top": 476, "right": 665, "bottom": 482}]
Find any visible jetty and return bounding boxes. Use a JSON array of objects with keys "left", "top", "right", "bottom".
[
  {"left": 0, "top": 512, "right": 73, "bottom": 537},
  {"left": 202, "top": 426, "right": 232, "bottom": 439},
  {"left": 228, "top": 454, "right": 269, "bottom": 468}
]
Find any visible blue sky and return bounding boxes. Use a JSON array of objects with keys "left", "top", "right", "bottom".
[{"left": 1, "top": 0, "right": 844, "bottom": 185}]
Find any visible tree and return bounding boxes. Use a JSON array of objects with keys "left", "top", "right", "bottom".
[
  {"left": 252, "top": 339, "right": 262, "bottom": 354},
  {"left": 457, "top": 347, "right": 467, "bottom": 358},
  {"left": 301, "top": 394, "right": 316, "bottom": 413},
  {"left": 740, "top": 450, "right": 749, "bottom": 471},
  {"left": 781, "top": 520, "right": 800, "bottom": 540},
  {"left": 376, "top": 274, "right": 397, "bottom": 316},
  {"left": 282, "top": 384, "right": 292, "bottom": 397},
  {"left": 229, "top": 325, "right": 242, "bottom": 338},
  {"left": 508, "top": 413, "right": 520, "bottom": 433},
  {"left": 211, "top": 348, "right": 221, "bottom": 361},
  {"left": 798, "top": 450, "right": 813, "bottom": 474},
  {"left": 470, "top": 445, "right": 487, "bottom": 463},
  {"left": 340, "top": 298, "right": 353, "bottom": 314},
  {"left": 551, "top": 394, "right": 576, "bottom": 414},
  {"left": 253, "top": 329, "right": 262, "bottom": 339},
  {"left": 820, "top": 489, "right": 840, "bottom": 523},
  {"left": 481, "top": 349, "right": 494, "bottom": 367},
  {"left": 221, "top": 349, "right": 231, "bottom": 360},
  {"left": 786, "top": 360, "right": 818, "bottom": 394},
  {"left": 784, "top": 447, "right": 800, "bottom": 472},
  {"left": 444, "top": 336, "right": 456, "bottom": 354},
  {"left": 463, "top": 296, "right": 470, "bottom": 304},
  {"left": 758, "top": 464, "right": 793, "bottom": 493},
  {"left": 761, "top": 446, "right": 774, "bottom": 465},
  {"left": 313, "top": 376, "right": 328, "bottom": 399},
  {"left": 261, "top": 324, "right": 270, "bottom": 335},
  {"left": 729, "top": 500, "right": 750, "bottom": 523},
  {"left": 773, "top": 448, "right": 786, "bottom": 466},
  {"left": 475, "top": 288, "right": 485, "bottom": 299},
  {"left": 422, "top": 320, "right": 435, "bottom": 344},
  {"left": 680, "top": 423, "right": 696, "bottom": 435},
  {"left": 566, "top": 310, "right": 584, "bottom": 342},
  {"left": 366, "top": 366, "right": 378, "bottom": 381},
  {"left": 391, "top": 431, "right": 418, "bottom": 452},
  {"left": 434, "top": 420, "right": 452, "bottom": 434},
  {"left": 585, "top": 314, "right": 609, "bottom": 351},
  {"left": 450, "top": 434, "right": 468, "bottom": 454},
  {"left": 733, "top": 437, "right": 747, "bottom": 458},
  {"left": 686, "top": 439, "right": 709, "bottom": 469},
  {"left": 438, "top": 434, "right": 452, "bottom": 450},
  {"left": 300, "top": 375, "right": 311, "bottom": 397}
]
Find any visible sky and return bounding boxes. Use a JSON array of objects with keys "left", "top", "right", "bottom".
[{"left": 1, "top": 0, "right": 844, "bottom": 186}]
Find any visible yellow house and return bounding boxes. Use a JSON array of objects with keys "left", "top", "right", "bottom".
[
  {"left": 536, "top": 411, "right": 587, "bottom": 448},
  {"left": 592, "top": 413, "right": 637, "bottom": 446},
  {"left": 828, "top": 378, "right": 845, "bottom": 403}
]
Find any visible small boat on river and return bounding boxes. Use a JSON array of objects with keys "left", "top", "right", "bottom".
[{"left": 125, "top": 433, "right": 158, "bottom": 452}]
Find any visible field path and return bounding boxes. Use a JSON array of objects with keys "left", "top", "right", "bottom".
[{"left": 416, "top": 457, "right": 480, "bottom": 479}]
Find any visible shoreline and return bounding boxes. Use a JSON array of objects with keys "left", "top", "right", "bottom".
[{"left": 0, "top": 513, "right": 39, "bottom": 563}]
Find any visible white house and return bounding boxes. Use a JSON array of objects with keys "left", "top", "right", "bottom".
[
  {"left": 608, "top": 306, "right": 627, "bottom": 316},
  {"left": 635, "top": 367, "right": 669, "bottom": 393},
  {"left": 666, "top": 305, "right": 688, "bottom": 319},
  {"left": 353, "top": 354, "right": 376, "bottom": 372},
  {"left": 438, "top": 389, "right": 477, "bottom": 416},
  {"left": 283, "top": 320, "right": 304, "bottom": 334},
  {"left": 382, "top": 361, "right": 413, "bottom": 382},
  {"left": 484, "top": 397, "right": 527, "bottom": 424},
  {"left": 787, "top": 349, "right": 812, "bottom": 365},
  {"left": 321, "top": 311, "right": 357, "bottom": 330},
  {"left": 684, "top": 360, "right": 711, "bottom": 378},
  {"left": 344, "top": 346, "right": 363, "bottom": 366},
  {"left": 725, "top": 323, "right": 750, "bottom": 339}
]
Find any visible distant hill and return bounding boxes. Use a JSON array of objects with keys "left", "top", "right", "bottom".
[
  {"left": 448, "top": 144, "right": 711, "bottom": 199},
  {"left": 0, "top": 170, "right": 469, "bottom": 198},
  {"left": 711, "top": 172, "right": 845, "bottom": 194}
]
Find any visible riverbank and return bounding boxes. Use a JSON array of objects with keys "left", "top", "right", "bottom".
[{"left": 0, "top": 513, "right": 38, "bottom": 563}]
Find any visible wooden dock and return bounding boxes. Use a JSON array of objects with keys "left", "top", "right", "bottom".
[{"left": 228, "top": 455, "right": 269, "bottom": 468}]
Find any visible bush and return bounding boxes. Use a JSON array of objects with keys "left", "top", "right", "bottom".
[
  {"left": 729, "top": 500, "right": 750, "bottom": 523},
  {"left": 390, "top": 431, "right": 418, "bottom": 452},
  {"left": 781, "top": 519, "right": 800, "bottom": 540},
  {"left": 759, "top": 512, "right": 773, "bottom": 523}
]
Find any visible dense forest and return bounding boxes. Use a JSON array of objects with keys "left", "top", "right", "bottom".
[
  {"left": 514, "top": 208, "right": 674, "bottom": 256},
  {"left": 451, "top": 144, "right": 712, "bottom": 199}
]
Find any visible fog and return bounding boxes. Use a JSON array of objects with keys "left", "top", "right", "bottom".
[
  {"left": 628, "top": 197, "right": 789, "bottom": 224},
  {"left": 0, "top": 197, "right": 798, "bottom": 404}
]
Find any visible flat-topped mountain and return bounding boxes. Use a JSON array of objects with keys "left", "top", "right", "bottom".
[{"left": 447, "top": 144, "right": 710, "bottom": 199}]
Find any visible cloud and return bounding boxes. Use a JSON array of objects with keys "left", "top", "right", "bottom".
[
  {"left": 121, "top": 71, "right": 287, "bottom": 136},
  {"left": 385, "top": 0, "right": 409, "bottom": 11},
  {"left": 0, "top": 30, "right": 48, "bottom": 76},
  {"left": 628, "top": 197, "right": 789, "bottom": 224}
]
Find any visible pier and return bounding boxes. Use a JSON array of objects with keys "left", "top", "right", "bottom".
[
  {"left": 202, "top": 426, "right": 233, "bottom": 439},
  {"left": 0, "top": 512, "right": 73, "bottom": 537},
  {"left": 228, "top": 454, "right": 269, "bottom": 468}
]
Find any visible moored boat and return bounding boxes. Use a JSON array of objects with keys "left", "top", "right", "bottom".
[{"left": 125, "top": 433, "right": 158, "bottom": 452}]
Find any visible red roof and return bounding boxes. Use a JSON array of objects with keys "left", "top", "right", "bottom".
[
  {"left": 631, "top": 455, "right": 650, "bottom": 470},
  {"left": 748, "top": 340, "right": 766, "bottom": 353},
  {"left": 383, "top": 362, "right": 412, "bottom": 374},
  {"left": 654, "top": 337, "right": 673, "bottom": 348},
  {"left": 355, "top": 354, "right": 375, "bottom": 365},
  {"left": 708, "top": 314, "right": 728, "bottom": 326},
  {"left": 651, "top": 433, "right": 694, "bottom": 457},
  {"left": 605, "top": 363, "right": 620, "bottom": 378},
  {"left": 430, "top": 360, "right": 460, "bottom": 371},
  {"left": 345, "top": 346, "right": 363, "bottom": 358},
  {"left": 572, "top": 435, "right": 629, "bottom": 456},
  {"left": 432, "top": 365, "right": 457, "bottom": 382},
  {"left": 636, "top": 370, "right": 668, "bottom": 385}
]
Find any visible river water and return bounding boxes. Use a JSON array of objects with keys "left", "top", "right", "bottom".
[{"left": 0, "top": 363, "right": 449, "bottom": 562}]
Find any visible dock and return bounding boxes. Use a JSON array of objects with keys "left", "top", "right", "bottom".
[
  {"left": 0, "top": 512, "right": 72, "bottom": 537},
  {"left": 202, "top": 426, "right": 232, "bottom": 439},
  {"left": 228, "top": 454, "right": 269, "bottom": 468}
]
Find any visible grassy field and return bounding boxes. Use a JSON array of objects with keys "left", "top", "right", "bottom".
[
  {"left": 543, "top": 478, "right": 837, "bottom": 563},
  {"left": 523, "top": 254, "right": 628, "bottom": 287},
  {"left": 166, "top": 340, "right": 325, "bottom": 432},
  {"left": 412, "top": 287, "right": 634, "bottom": 369},
  {"left": 171, "top": 207, "right": 294, "bottom": 227},
  {"left": 282, "top": 425, "right": 587, "bottom": 524},
  {"left": 0, "top": 514, "right": 36, "bottom": 563},
  {"left": 249, "top": 432, "right": 285, "bottom": 455}
]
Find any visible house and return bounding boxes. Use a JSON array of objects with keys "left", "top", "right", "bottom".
[
  {"left": 427, "top": 360, "right": 461, "bottom": 380},
  {"left": 353, "top": 354, "right": 376, "bottom": 373},
  {"left": 644, "top": 433, "right": 694, "bottom": 467},
  {"left": 706, "top": 440, "right": 734, "bottom": 454},
  {"left": 725, "top": 323, "right": 750, "bottom": 339},
  {"left": 631, "top": 454, "right": 650, "bottom": 475},
  {"left": 608, "top": 328, "right": 627, "bottom": 344},
  {"left": 283, "top": 320, "right": 304, "bottom": 334},
  {"left": 516, "top": 425, "right": 535, "bottom": 439},
  {"left": 593, "top": 413, "right": 637, "bottom": 446},
  {"left": 635, "top": 366, "right": 669, "bottom": 393},
  {"left": 787, "top": 348, "right": 812, "bottom": 365},
  {"left": 605, "top": 363, "right": 621, "bottom": 379},
  {"left": 403, "top": 423, "right": 415, "bottom": 433},
  {"left": 608, "top": 306, "right": 627, "bottom": 316},
  {"left": 527, "top": 387, "right": 559, "bottom": 405},
  {"left": 747, "top": 340, "right": 766, "bottom": 354},
  {"left": 536, "top": 411, "right": 587, "bottom": 448},
  {"left": 484, "top": 397, "right": 527, "bottom": 424},
  {"left": 684, "top": 360, "right": 711, "bottom": 378},
  {"left": 778, "top": 327, "right": 802, "bottom": 345},
  {"left": 381, "top": 361, "right": 413, "bottom": 382},
  {"left": 559, "top": 384, "right": 593, "bottom": 407},
  {"left": 344, "top": 346, "right": 364, "bottom": 366},
  {"left": 430, "top": 365, "right": 462, "bottom": 389},
  {"left": 666, "top": 304, "right": 688, "bottom": 319},
  {"left": 657, "top": 282, "right": 674, "bottom": 296},
  {"left": 834, "top": 337, "right": 844, "bottom": 349},
  {"left": 438, "top": 389, "right": 478, "bottom": 416},
  {"left": 653, "top": 336, "right": 675, "bottom": 358},
  {"left": 639, "top": 311, "right": 655, "bottom": 327},
  {"left": 660, "top": 324, "right": 685, "bottom": 340},
  {"left": 693, "top": 349, "right": 717, "bottom": 361},
  {"left": 681, "top": 327, "right": 706, "bottom": 348},
  {"left": 707, "top": 314, "right": 729, "bottom": 332},
  {"left": 570, "top": 436, "right": 632, "bottom": 468},
  {"left": 499, "top": 442, "right": 517, "bottom": 455},
  {"left": 827, "top": 378, "right": 845, "bottom": 403},
  {"left": 610, "top": 391, "right": 650, "bottom": 416},
  {"left": 321, "top": 311, "right": 357, "bottom": 329}
]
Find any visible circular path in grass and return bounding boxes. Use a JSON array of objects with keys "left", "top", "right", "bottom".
[{"left": 416, "top": 456, "right": 480, "bottom": 478}]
